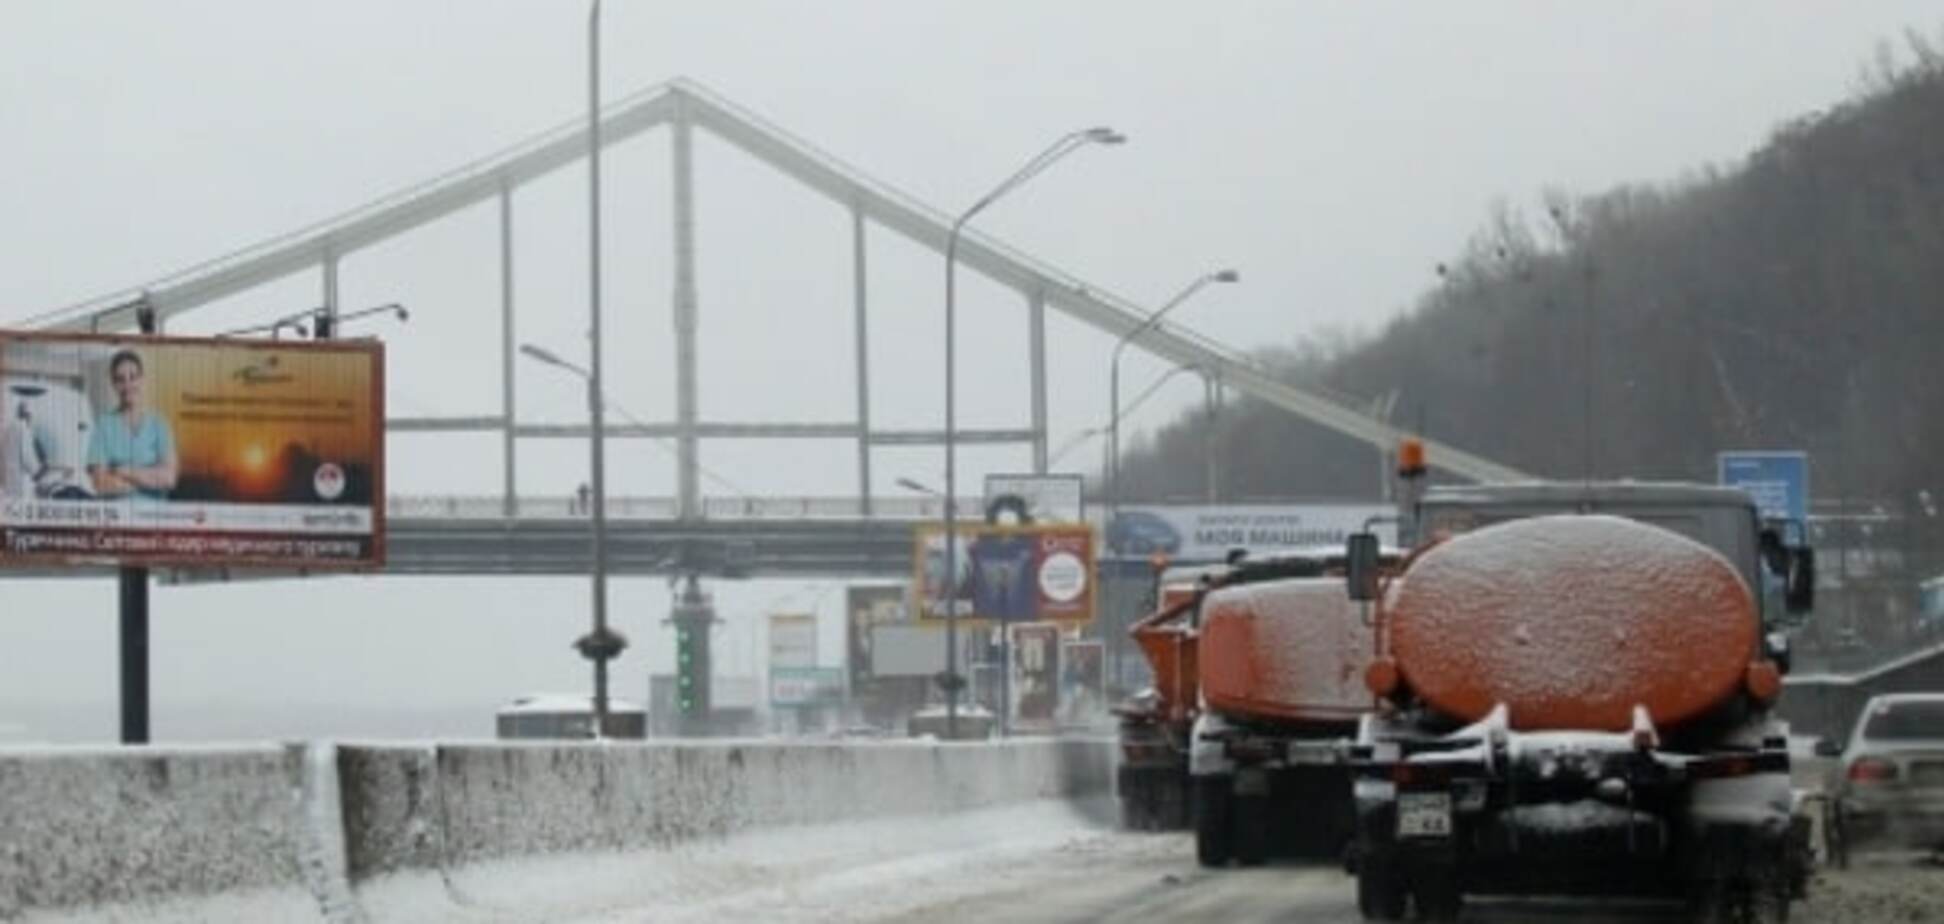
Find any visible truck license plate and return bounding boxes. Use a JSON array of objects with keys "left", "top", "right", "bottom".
[{"left": 1397, "top": 792, "right": 1452, "bottom": 838}]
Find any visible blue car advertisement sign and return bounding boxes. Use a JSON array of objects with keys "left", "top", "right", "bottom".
[
  {"left": 1106, "top": 504, "right": 1394, "bottom": 563},
  {"left": 1717, "top": 450, "right": 1809, "bottom": 524}
]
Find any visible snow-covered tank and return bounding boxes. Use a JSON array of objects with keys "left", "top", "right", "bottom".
[
  {"left": 1199, "top": 578, "right": 1373, "bottom": 724},
  {"left": 1383, "top": 514, "right": 1759, "bottom": 732}
]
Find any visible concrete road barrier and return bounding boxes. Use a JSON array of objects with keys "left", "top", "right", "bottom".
[
  {"left": 2, "top": 737, "right": 1114, "bottom": 923},
  {"left": 341, "top": 738, "right": 1110, "bottom": 876},
  {"left": 0, "top": 744, "right": 323, "bottom": 923}
]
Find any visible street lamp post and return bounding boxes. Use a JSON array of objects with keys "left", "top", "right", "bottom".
[
  {"left": 520, "top": 343, "right": 626, "bottom": 736},
  {"left": 940, "top": 126, "right": 1123, "bottom": 739},
  {"left": 583, "top": 0, "right": 614, "bottom": 737},
  {"left": 1105, "top": 269, "right": 1237, "bottom": 689},
  {"left": 1047, "top": 364, "right": 1204, "bottom": 470}
]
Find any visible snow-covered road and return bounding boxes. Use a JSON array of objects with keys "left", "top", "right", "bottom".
[{"left": 533, "top": 801, "right": 1943, "bottom": 924}]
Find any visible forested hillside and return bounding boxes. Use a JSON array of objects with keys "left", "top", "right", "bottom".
[{"left": 1119, "top": 38, "right": 1944, "bottom": 515}]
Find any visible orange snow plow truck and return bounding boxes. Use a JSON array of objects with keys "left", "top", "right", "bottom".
[
  {"left": 1116, "top": 551, "right": 1399, "bottom": 865},
  {"left": 1340, "top": 481, "right": 1817, "bottom": 922}
]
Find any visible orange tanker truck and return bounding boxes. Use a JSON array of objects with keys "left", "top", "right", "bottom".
[
  {"left": 1339, "top": 481, "right": 1816, "bottom": 922},
  {"left": 1114, "top": 560, "right": 1217, "bottom": 832},
  {"left": 1115, "top": 549, "right": 1400, "bottom": 865}
]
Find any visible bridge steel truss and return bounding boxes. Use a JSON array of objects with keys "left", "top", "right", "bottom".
[{"left": 31, "top": 78, "right": 1529, "bottom": 547}]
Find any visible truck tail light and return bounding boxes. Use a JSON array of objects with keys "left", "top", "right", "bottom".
[{"left": 1848, "top": 757, "right": 1899, "bottom": 783}]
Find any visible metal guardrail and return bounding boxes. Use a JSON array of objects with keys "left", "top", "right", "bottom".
[{"left": 384, "top": 495, "right": 982, "bottom": 521}]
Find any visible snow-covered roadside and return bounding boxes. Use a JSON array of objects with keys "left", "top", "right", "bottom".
[
  {"left": 1800, "top": 853, "right": 1944, "bottom": 923},
  {"left": 351, "top": 797, "right": 1119, "bottom": 924}
]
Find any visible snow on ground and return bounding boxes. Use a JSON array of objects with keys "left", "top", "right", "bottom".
[
  {"left": 1800, "top": 853, "right": 1944, "bottom": 924},
  {"left": 350, "top": 798, "right": 1119, "bottom": 924},
  {"left": 375, "top": 813, "right": 1944, "bottom": 924}
]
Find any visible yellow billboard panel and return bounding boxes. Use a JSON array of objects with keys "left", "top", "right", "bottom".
[
  {"left": 911, "top": 523, "right": 1095, "bottom": 625},
  {"left": 0, "top": 330, "right": 384, "bottom": 569}
]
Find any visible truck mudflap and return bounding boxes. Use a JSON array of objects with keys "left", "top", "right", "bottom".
[{"left": 1117, "top": 702, "right": 1192, "bottom": 831}]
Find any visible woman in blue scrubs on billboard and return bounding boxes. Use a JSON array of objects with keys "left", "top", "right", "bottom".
[{"left": 86, "top": 350, "right": 177, "bottom": 500}]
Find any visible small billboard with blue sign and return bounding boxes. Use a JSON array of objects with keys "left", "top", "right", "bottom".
[{"left": 1717, "top": 450, "right": 1809, "bottom": 525}]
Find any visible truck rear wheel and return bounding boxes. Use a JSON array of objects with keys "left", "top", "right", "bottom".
[
  {"left": 1232, "top": 792, "right": 1269, "bottom": 866},
  {"left": 1688, "top": 876, "right": 1790, "bottom": 924},
  {"left": 1356, "top": 856, "right": 1407, "bottom": 921},
  {"left": 1118, "top": 764, "right": 1150, "bottom": 830},
  {"left": 1411, "top": 866, "right": 1462, "bottom": 922},
  {"left": 1194, "top": 775, "right": 1233, "bottom": 867}
]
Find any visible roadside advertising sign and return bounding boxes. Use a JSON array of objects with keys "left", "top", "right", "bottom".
[
  {"left": 1105, "top": 504, "right": 1393, "bottom": 563},
  {"left": 0, "top": 331, "right": 384, "bottom": 569},
  {"left": 767, "top": 613, "right": 818, "bottom": 670},
  {"left": 845, "top": 584, "right": 908, "bottom": 687},
  {"left": 1717, "top": 450, "right": 1809, "bottom": 525},
  {"left": 867, "top": 624, "right": 946, "bottom": 677},
  {"left": 913, "top": 523, "right": 1096, "bottom": 625},
  {"left": 982, "top": 473, "right": 1085, "bottom": 523},
  {"left": 769, "top": 666, "right": 844, "bottom": 707},
  {"left": 1008, "top": 622, "right": 1063, "bottom": 732}
]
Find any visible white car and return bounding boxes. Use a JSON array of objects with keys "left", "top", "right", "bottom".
[{"left": 1822, "top": 692, "right": 1944, "bottom": 861}]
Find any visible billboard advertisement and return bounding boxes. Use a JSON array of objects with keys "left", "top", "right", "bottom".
[
  {"left": 1718, "top": 450, "right": 1809, "bottom": 525},
  {"left": 866, "top": 624, "right": 946, "bottom": 677},
  {"left": 1009, "top": 622, "right": 1063, "bottom": 732},
  {"left": 769, "top": 666, "right": 844, "bottom": 707},
  {"left": 913, "top": 523, "right": 1095, "bottom": 625},
  {"left": 845, "top": 584, "right": 909, "bottom": 687},
  {"left": 982, "top": 473, "right": 1085, "bottom": 523},
  {"left": 1105, "top": 504, "right": 1393, "bottom": 562},
  {"left": 0, "top": 331, "right": 383, "bottom": 568},
  {"left": 767, "top": 613, "right": 818, "bottom": 670}
]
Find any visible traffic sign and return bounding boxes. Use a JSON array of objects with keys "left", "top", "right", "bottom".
[{"left": 1718, "top": 451, "right": 1809, "bottom": 524}]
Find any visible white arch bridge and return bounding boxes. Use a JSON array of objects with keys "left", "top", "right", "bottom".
[{"left": 26, "top": 79, "right": 1528, "bottom": 578}]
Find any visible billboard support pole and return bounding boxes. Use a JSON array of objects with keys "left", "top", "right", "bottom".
[
  {"left": 998, "top": 620, "right": 1011, "bottom": 738},
  {"left": 118, "top": 567, "right": 149, "bottom": 744},
  {"left": 118, "top": 300, "right": 161, "bottom": 745}
]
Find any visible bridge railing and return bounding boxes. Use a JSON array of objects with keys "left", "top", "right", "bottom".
[{"left": 384, "top": 495, "right": 987, "bottom": 521}]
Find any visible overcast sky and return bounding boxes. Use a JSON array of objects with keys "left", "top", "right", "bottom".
[{"left": 3, "top": 1, "right": 1939, "bottom": 739}]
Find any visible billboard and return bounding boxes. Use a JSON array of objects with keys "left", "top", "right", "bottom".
[
  {"left": 1718, "top": 450, "right": 1809, "bottom": 524},
  {"left": 845, "top": 584, "right": 909, "bottom": 687},
  {"left": 0, "top": 331, "right": 383, "bottom": 568},
  {"left": 1106, "top": 504, "right": 1393, "bottom": 562},
  {"left": 1008, "top": 622, "right": 1063, "bottom": 732},
  {"left": 913, "top": 523, "right": 1096, "bottom": 624},
  {"left": 867, "top": 624, "right": 947, "bottom": 677},
  {"left": 982, "top": 473, "right": 1085, "bottom": 523},
  {"left": 770, "top": 666, "right": 845, "bottom": 707},
  {"left": 768, "top": 613, "right": 818, "bottom": 670}
]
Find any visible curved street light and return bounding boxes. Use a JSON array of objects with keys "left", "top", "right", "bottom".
[
  {"left": 520, "top": 338, "right": 628, "bottom": 738},
  {"left": 1048, "top": 363, "right": 1204, "bottom": 470},
  {"left": 1109, "top": 270, "right": 1238, "bottom": 533},
  {"left": 940, "top": 126, "right": 1124, "bottom": 739},
  {"left": 1104, "top": 269, "right": 1237, "bottom": 689}
]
